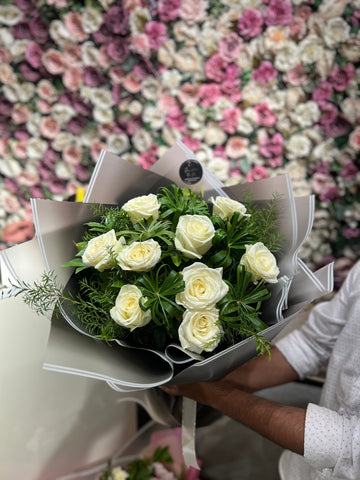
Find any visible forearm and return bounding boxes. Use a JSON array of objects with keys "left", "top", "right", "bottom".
[{"left": 222, "top": 346, "right": 299, "bottom": 392}]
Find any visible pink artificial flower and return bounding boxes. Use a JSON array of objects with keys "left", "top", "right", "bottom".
[
  {"left": 19, "top": 62, "right": 41, "bottom": 82},
  {"left": 75, "top": 164, "right": 91, "bottom": 182},
  {"left": 312, "top": 81, "right": 333, "bottom": 104},
  {"left": 0, "top": 47, "right": 12, "bottom": 63},
  {"left": 62, "top": 145, "right": 83, "bottom": 166},
  {"left": 268, "top": 156, "right": 284, "bottom": 167},
  {"left": 0, "top": 138, "right": 8, "bottom": 156},
  {"left": 218, "top": 33, "right": 243, "bottom": 63},
  {"left": 198, "top": 83, "right": 221, "bottom": 107},
  {"left": 178, "top": 83, "right": 200, "bottom": 106},
  {"left": 66, "top": 115, "right": 87, "bottom": 135},
  {"left": 266, "top": 0, "right": 293, "bottom": 26},
  {"left": 29, "top": 15, "right": 50, "bottom": 44},
  {"left": 220, "top": 108, "right": 241, "bottom": 134},
  {"left": 83, "top": 66, "right": 106, "bottom": 87},
  {"left": 349, "top": 126, "right": 360, "bottom": 152},
  {"left": 311, "top": 172, "right": 339, "bottom": 202},
  {"left": 123, "top": 72, "right": 142, "bottom": 93},
  {"left": 159, "top": 94, "right": 178, "bottom": 113},
  {"left": 107, "top": 39, "right": 129, "bottom": 64},
  {"left": 11, "top": 140, "right": 28, "bottom": 160},
  {"left": 131, "top": 33, "right": 151, "bottom": 57},
  {"left": 343, "top": 228, "right": 360, "bottom": 239},
  {"left": 144, "top": 21, "right": 168, "bottom": 49},
  {"left": 37, "top": 79, "right": 57, "bottom": 102},
  {"left": 25, "top": 43, "right": 44, "bottom": 68},
  {"left": 179, "top": 0, "right": 207, "bottom": 24},
  {"left": 323, "top": 115, "right": 351, "bottom": 138},
  {"left": 259, "top": 133, "right": 283, "bottom": 158},
  {"left": 253, "top": 103, "right": 277, "bottom": 127},
  {"left": 40, "top": 117, "right": 61, "bottom": 139},
  {"left": 238, "top": 9, "right": 264, "bottom": 40},
  {"left": 205, "top": 54, "right": 228, "bottom": 82},
  {"left": 221, "top": 80, "right": 242, "bottom": 104},
  {"left": 63, "top": 67, "right": 83, "bottom": 91},
  {"left": 104, "top": 6, "right": 130, "bottom": 36},
  {"left": 16, "top": 171, "right": 39, "bottom": 187},
  {"left": 109, "top": 66, "right": 126, "bottom": 84},
  {"left": 252, "top": 61, "right": 277, "bottom": 85},
  {"left": 1, "top": 192, "right": 20, "bottom": 214},
  {"left": 213, "top": 145, "right": 226, "bottom": 159},
  {"left": 158, "top": 0, "right": 181, "bottom": 22},
  {"left": 182, "top": 135, "right": 201, "bottom": 151},
  {"left": 289, "top": 17, "right": 307, "bottom": 40},
  {"left": 64, "top": 12, "right": 88, "bottom": 42},
  {"left": 330, "top": 64, "right": 355, "bottom": 92},
  {"left": 48, "top": 179, "right": 67, "bottom": 195},
  {"left": 63, "top": 45, "right": 83, "bottom": 68},
  {"left": 318, "top": 102, "right": 338, "bottom": 126},
  {"left": 166, "top": 105, "right": 186, "bottom": 131},
  {"left": 340, "top": 160, "right": 358, "bottom": 180},
  {"left": 294, "top": 5, "right": 312, "bottom": 21},
  {"left": 2, "top": 220, "right": 35, "bottom": 244},
  {"left": 90, "top": 140, "right": 107, "bottom": 162},
  {"left": 98, "top": 45, "right": 112, "bottom": 69},
  {"left": 138, "top": 145, "right": 158, "bottom": 169},
  {"left": 37, "top": 97, "right": 52, "bottom": 114},
  {"left": 12, "top": 104, "right": 32, "bottom": 125},
  {"left": 246, "top": 166, "right": 268, "bottom": 182},
  {"left": 225, "top": 136, "right": 249, "bottom": 159},
  {"left": 42, "top": 49, "right": 66, "bottom": 75}
]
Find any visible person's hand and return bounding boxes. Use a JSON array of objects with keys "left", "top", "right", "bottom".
[{"left": 161, "top": 380, "right": 230, "bottom": 407}]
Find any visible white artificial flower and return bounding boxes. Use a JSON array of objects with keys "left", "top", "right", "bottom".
[
  {"left": 184, "top": 105, "right": 206, "bottom": 130},
  {"left": 240, "top": 242, "right": 279, "bottom": 284},
  {"left": 128, "top": 100, "right": 143, "bottom": 116},
  {"left": 323, "top": 17, "right": 350, "bottom": 47},
  {"left": 162, "top": 125, "right": 182, "bottom": 146},
  {"left": 316, "top": 48, "right": 335, "bottom": 79},
  {"left": 51, "top": 104, "right": 76, "bottom": 125},
  {"left": 175, "top": 46, "right": 202, "bottom": 73},
  {"left": 237, "top": 117, "right": 255, "bottom": 135},
  {"left": 340, "top": 38, "right": 360, "bottom": 62},
  {"left": 340, "top": 98, "right": 360, "bottom": 125},
  {"left": 264, "top": 26, "right": 290, "bottom": 53},
  {"left": 107, "top": 133, "right": 130, "bottom": 155},
  {"left": 110, "top": 284, "right": 151, "bottom": 332},
  {"left": 132, "top": 129, "right": 152, "bottom": 152},
  {"left": 285, "top": 87, "right": 305, "bottom": 109},
  {"left": 55, "top": 161, "right": 74, "bottom": 180},
  {"left": 204, "top": 122, "right": 227, "bottom": 146},
  {"left": 157, "top": 39, "right": 175, "bottom": 68},
  {"left": 82, "top": 7, "right": 103, "bottom": 34},
  {"left": 90, "top": 87, "right": 114, "bottom": 108},
  {"left": 82, "top": 41, "right": 99, "bottom": 67},
  {"left": 0, "top": 27, "right": 14, "bottom": 46},
  {"left": 208, "top": 158, "right": 229, "bottom": 182},
  {"left": 241, "top": 81, "right": 265, "bottom": 105},
  {"left": 122, "top": 194, "right": 160, "bottom": 224},
  {"left": 311, "top": 139, "right": 339, "bottom": 162},
  {"left": 0, "top": 5, "right": 23, "bottom": 26},
  {"left": 291, "top": 101, "right": 320, "bottom": 128},
  {"left": 299, "top": 35, "right": 324, "bottom": 64},
  {"left": 174, "top": 21, "right": 199, "bottom": 46},
  {"left": 274, "top": 42, "right": 300, "bottom": 72},
  {"left": 176, "top": 262, "right": 229, "bottom": 310},
  {"left": 0, "top": 156, "right": 22, "bottom": 178},
  {"left": 49, "top": 19, "right": 73, "bottom": 48},
  {"left": 93, "top": 106, "right": 114, "bottom": 124},
  {"left": 175, "top": 215, "right": 215, "bottom": 259},
  {"left": 142, "top": 105, "right": 166, "bottom": 130},
  {"left": 178, "top": 308, "right": 223, "bottom": 354},
  {"left": 117, "top": 239, "right": 161, "bottom": 272},
  {"left": 141, "top": 77, "right": 161, "bottom": 102},
  {"left": 263, "top": 91, "right": 286, "bottom": 112},
  {"left": 212, "top": 97, "right": 234, "bottom": 121},
  {"left": 285, "top": 134, "right": 312, "bottom": 160},
  {"left": 9, "top": 39, "right": 28, "bottom": 62},
  {"left": 27, "top": 138, "right": 48, "bottom": 160},
  {"left": 52, "top": 132, "right": 76, "bottom": 152},
  {"left": 129, "top": 7, "right": 151, "bottom": 35},
  {"left": 161, "top": 69, "right": 182, "bottom": 94}
]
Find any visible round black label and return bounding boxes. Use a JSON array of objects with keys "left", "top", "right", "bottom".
[{"left": 179, "top": 159, "right": 203, "bottom": 185}]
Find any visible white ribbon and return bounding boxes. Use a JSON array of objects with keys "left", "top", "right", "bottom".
[{"left": 181, "top": 397, "right": 200, "bottom": 470}]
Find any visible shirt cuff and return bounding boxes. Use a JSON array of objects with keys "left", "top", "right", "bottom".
[{"left": 304, "top": 403, "right": 343, "bottom": 471}]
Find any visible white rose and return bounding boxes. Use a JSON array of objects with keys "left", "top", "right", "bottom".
[
  {"left": 241, "top": 81, "right": 265, "bottom": 105},
  {"left": 55, "top": 161, "right": 74, "bottom": 180},
  {"left": 340, "top": 98, "right": 360, "bottom": 125},
  {"left": 178, "top": 308, "right": 223, "bottom": 354},
  {"left": 240, "top": 242, "right": 279, "bottom": 283},
  {"left": 141, "top": 77, "right": 161, "bottom": 102},
  {"left": 160, "top": 69, "right": 182, "bottom": 94},
  {"left": 157, "top": 39, "right": 175, "bottom": 68},
  {"left": 0, "top": 27, "right": 14, "bottom": 46},
  {"left": 175, "top": 215, "right": 215, "bottom": 259},
  {"left": 204, "top": 122, "right": 227, "bottom": 146},
  {"left": 208, "top": 158, "right": 229, "bottom": 182},
  {"left": 299, "top": 35, "right": 324, "bottom": 64},
  {"left": 291, "top": 101, "right": 320, "bottom": 128},
  {"left": 9, "top": 39, "right": 28, "bottom": 62},
  {"left": 110, "top": 284, "right": 151, "bottom": 332},
  {"left": 51, "top": 104, "right": 75, "bottom": 125},
  {"left": 122, "top": 194, "right": 160, "bottom": 224},
  {"left": 129, "top": 7, "right": 151, "bottom": 35},
  {"left": 285, "top": 134, "right": 312, "bottom": 160},
  {"left": 116, "top": 239, "right": 161, "bottom": 272},
  {"left": 27, "top": 137, "right": 48, "bottom": 160},
  {"left": 176, "top": 262, "right": 229, "bottom": 310},
  {"left": 128, "top": 100, "right": 143, "bottom": 116},
  {"left": 184, "top": 105, "right": 206, "bottom": 130},
  {"left": 111, "top": 467, "right": 129, "bottom": 480},
  {"left": 211, "top": 196, "right": 249, "bottom": 220},
  {"left": 52, "top": 132, "right": 75, "bottom": 151},
  {"left": 49, "top": 20, "right": 73, "bottom": 48},
  {"left": 82, "top": 230, "right": 124, "bottom": 271},
  {"left": 175, "top": 47, "right": 201, "bottom": 73},
  {"left": 0, "top": 156, "right": 22, "bottom": 178},
  {"left": 198, "top": 26, "right": 221, "bottom": 57},
  {"left": 93, "top": 106, "right": 114, "bottom": 124},
  {"left": 174, "top": 21, "right": 199, "bottom": 46},
  {"left": 0, "top": 5, "right": 23, "bottom": 26},
  {"left": 274, "top": 43, "right": 299, "bottom": 72},
  {"left": 107, "top": 133, "right": 130, "bottom": 155}
]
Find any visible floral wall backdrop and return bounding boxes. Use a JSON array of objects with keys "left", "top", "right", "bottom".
[{"left": 0, "top": 0, "right": 359, "bottom": 287}]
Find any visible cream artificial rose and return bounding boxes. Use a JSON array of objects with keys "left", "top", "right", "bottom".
[
  {"left": 178, "top": 308, "right": 223, "bottom": 354},
  {"left": 122, "top": 193, "right": 160, "bottom": 224},
  {"left": 240, "top": 242, "right": 279, "bottom": 284},
  {"left": 116, "top": 239, "right": 161, "bottom": 272},
  {"left": 210, "top": 196, "right": 250, "bottom": 220},
  {"left": 176, "top": 262, "right": 229, "bottom": 310},
  {"left": 175, "top": 215, "right": 215, "bottom": 259},
  {"left": 82, "top": 229, "right": 124, "bottom": 271},
  {"left": 110, "top": 284, "right": 151, "bottom": 332}
]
